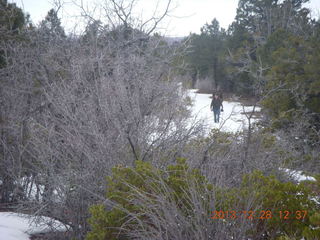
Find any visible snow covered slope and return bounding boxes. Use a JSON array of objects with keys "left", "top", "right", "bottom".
[
  {"left": 0, "top": 212, "right": 68, "bottom": 240},
  {"left": 188, "top": 89, "right": 261, "bottom": 133}
]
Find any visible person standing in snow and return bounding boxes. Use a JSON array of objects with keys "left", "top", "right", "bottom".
[{"left": 210, "top": 93, "right": 223, "bottom": 123}]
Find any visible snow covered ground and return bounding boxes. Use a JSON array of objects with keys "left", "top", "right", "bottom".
[
  {"left": 188, "top": 89, "right": 261, "bottom": 133},
  {"left": 281, "top": 168, "right": 316, "bottom": 182},
  {"left": 0, "top": 212, "right": 68, "bottom": 240}
]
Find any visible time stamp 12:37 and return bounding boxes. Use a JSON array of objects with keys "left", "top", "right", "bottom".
[{"left": 210, "top": 210, "right": 308, "bottom": 220}]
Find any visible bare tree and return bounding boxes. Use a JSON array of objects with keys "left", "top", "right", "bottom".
[{"left": 0, "top": 0, "right": 203, "bottom": 238}]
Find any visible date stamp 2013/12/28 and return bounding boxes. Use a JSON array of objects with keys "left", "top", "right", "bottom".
[{"left": 210, "top": 210, "right": 308, "bottom": 220}]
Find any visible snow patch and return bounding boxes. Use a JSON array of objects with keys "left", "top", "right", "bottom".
[
  {"left": 281, "top": 168, "right": 316, "bottom": 182},
  {"left": 188, "top": 89, "right": 261, "bottom": 134},
  {"left": 0, "top": 212, "right": 68, "bottom": 240}
]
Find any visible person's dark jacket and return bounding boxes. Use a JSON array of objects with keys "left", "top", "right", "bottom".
[{"left": 210, "top": 97, "right": 223, "bottom": 110}]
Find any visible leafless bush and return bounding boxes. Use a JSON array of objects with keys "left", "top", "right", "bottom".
[
  {"left": 0, "top": 0, "right": 205, "bottom": 238},
  {"left": 177, "top": 127, "right": 287, "bottom": 189}
]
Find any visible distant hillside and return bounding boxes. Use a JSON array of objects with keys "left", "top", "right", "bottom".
[{"left": 164, "top": 36, "right": 186, "bottom": 45}]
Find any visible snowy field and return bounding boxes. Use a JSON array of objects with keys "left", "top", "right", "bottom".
[
  {"left": 0, "top": 212, "right": 68, "bottom": 240},
  {"left": 188, "top": 89, "right": 261, "bottom": 133}
]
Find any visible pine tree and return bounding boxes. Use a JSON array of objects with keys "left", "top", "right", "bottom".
[{"left": 39, "top": 9, "right": 66, "bottom": 41}]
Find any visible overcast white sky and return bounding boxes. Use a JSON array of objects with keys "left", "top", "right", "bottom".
[{"left": 11, "top": 0, "right": 320, "bottom": 37}]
